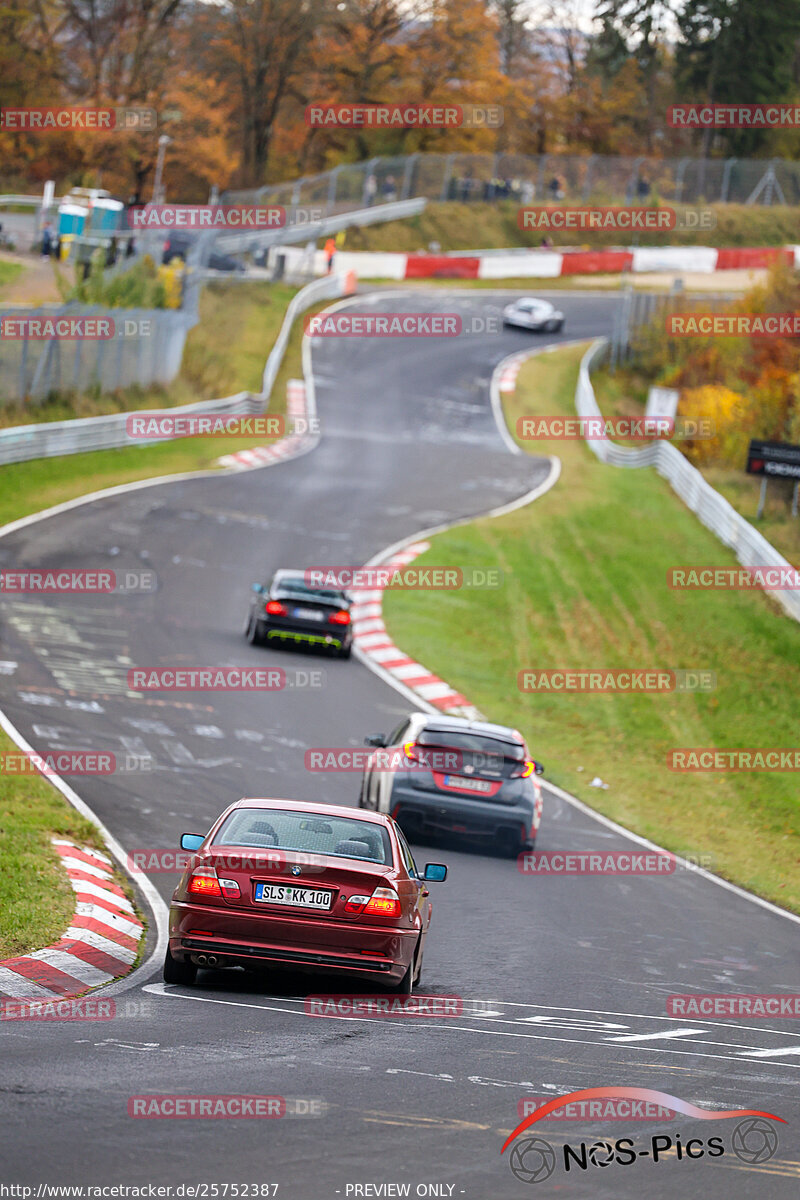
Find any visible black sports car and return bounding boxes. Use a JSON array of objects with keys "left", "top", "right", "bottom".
[{"left": 245, "top": 570, "right": 353, "bottom": 658}]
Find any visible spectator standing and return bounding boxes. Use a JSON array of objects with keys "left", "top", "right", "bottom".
[{"left": 324, "top": 236, "right": 336, "bottom": 272}]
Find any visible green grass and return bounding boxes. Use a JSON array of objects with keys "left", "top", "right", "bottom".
[
  {"left": 0, "top": 286, "right": 333, "bottom": 527},
  {"left": 383, "top": 341, "right": 800, "bottom": 912},
  {"left": 592, "top": 364, "right": 800, "bottom": 562},
  {"left": 0, "top": 729, "right": 110, "bottom": 957},
  {"left": 344, "top": 200, "right": 800, "bottom": 254},
  {"left": 0, "top": 256, "right": 23, "bottom": 293}
]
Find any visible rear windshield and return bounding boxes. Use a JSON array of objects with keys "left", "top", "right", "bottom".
[
  {"left": 273, "top": 576, "right": 347, "bottom": 603},
  {"left": 215, "top": 809, "right": 392, "bottom": 865},
  {"left": 417, "top": 730, "right": 525, "bottom": 775}
]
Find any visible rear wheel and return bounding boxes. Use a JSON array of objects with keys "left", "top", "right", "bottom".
[
  {"left": 337, "top": 642, "right": 352, "bottom": 659},
  {"left": 497, "top": 828, "right": 524, "bottom": 859},
  {"left": 393, "top": 937, "right": 421, "bottom": 995},
  {"left": 163, "top": 945, "right": 197, "bottom": 986},
  {"left": 245, "top": 614, "right": 262, "bottom": 645}
]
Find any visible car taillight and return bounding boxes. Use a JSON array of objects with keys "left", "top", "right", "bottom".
[
  {"left": 218, "top": 877, "right": 241, "bottom": 899},
  {"left": 265, "top": 600, "right": 287, "bottom": 616},
  {"left": 363, "top": 887, "right": 402, "bottom": 918},
  {"left": 344, "top": 887, "right": 402, "bottom": 917},
  {"left": 329, "top": 609, "right": 351, "bottom": 625},
  {"left": 188, "top": 866, "right": 221, "bottom": 897},
  {"left": 511, "top": 760, "right": 535, "bottom": 778},
  {"left": 403, "top": 741, "right": 418, "bottom": 762}
]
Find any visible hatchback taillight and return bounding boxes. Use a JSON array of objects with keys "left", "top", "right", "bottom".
[
  {"left": 510, "top": 760, "right": 535, "bottom": 778},
  {"left": 329, "top": 609, "right": 351, "bottom": 625},
  {"left": 265, "top": 600, "right": 287, "bottom": 616}
]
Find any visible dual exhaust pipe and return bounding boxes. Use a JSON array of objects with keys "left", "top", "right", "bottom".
[{"left": 192, "top": 953, "right": 224, "bottom": 967}]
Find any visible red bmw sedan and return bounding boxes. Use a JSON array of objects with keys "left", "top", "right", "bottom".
[{"left": 164, "top": 798, "right": 447, "bottom": 994}]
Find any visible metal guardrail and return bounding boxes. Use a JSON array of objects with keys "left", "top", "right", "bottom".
[
  {"left": 213, "top": 197, "right": 426, "bottom": 256},
  {"left": 576, "top": 338, "right": 800, "bottom": 623},
  {"left": 0, "top": 195, "right": 42, "bottom": 208},
  {"left": 0, "top": 272, "right": 351, "bottom": 465}
]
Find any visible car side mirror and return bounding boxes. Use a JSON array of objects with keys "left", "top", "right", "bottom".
[
  {"left": 364, "top": 733, "right": 386, "bottom": 747},
  {"left": 251, "top": 583, "right": 264, "bottom": 594},
  {"left": 181, "top": 833, "right": 205, "bottom": 851},
  {"left": 534, "top": 762, "right": 545, "bottom": 776},
  {"left": 423, "top": 863, "right": 447, "bottom": 882}
]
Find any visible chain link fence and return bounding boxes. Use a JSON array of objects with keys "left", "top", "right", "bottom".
[
  {"left": 224, "top": 153, "right": 800, "bottom": 211},
  {"left": 0, "top": 272, "right": 351, "bottom": 465},
  {"left": 0, "top": 303, "right": 197, "bottom": 407},
  {"left": 609, "top": 285, "right": 738, "bottom": 368}
]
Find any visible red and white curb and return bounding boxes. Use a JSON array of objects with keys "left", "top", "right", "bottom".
[
  {"left": 0, "top": 840, "right": 143, "bottom": 1001},
  {"left": 217, "top": 379, "right": 311, "bottom": 472},
  {"left": 496, "top": 352, "right": 528, "bottom": 393},
  {"left": 350, "top": 542, "right": 479, "bottom": 719}
]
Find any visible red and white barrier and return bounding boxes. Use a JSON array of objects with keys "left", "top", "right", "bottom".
[{"left": 308, "top": 245, "right": 795, "bottom": 280}]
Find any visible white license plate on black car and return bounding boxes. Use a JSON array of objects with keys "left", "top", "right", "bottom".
[
  {"left": 254, "top": 883, "right": 333, "bottom": 909},
  {"left": 443, "top": 775, "right": 493, "bottom": 793},
  {"left": 293, "top": 607, "right": 325, "bottom": 620}
]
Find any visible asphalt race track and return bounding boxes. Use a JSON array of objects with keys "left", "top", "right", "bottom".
[{"left": 1, "top": 290, "right": 799, "bottom": 1198}]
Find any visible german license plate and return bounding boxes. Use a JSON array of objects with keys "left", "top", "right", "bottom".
[
  {"left": 443, "top": 775, "right": 492, "bottom": 793},
  {"left": 293, "top": 607, "right": 325, "bottom": 620},
  {"left": 254, "top": 883, "right": 333, "bottom": 909}
]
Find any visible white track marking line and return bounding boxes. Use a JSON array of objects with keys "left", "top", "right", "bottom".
[{"left": 142, "top": 985, "right": 800, "bottom": 1069}]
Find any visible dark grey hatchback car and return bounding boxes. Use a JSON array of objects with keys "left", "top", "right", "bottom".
[{"left": 357, "top": 712, "right": 544, "bottom": 856}]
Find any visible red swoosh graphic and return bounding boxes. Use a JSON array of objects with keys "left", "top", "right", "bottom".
[{"left": 501, "top": 1087, "right": 785, "bottom": 1153}]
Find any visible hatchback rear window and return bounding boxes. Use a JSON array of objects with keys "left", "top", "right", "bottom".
[
  {"left": 417, "top": 730, "right": 525, "bottom": 776},
  {"left": 215, "top": 809, "right": 392, "bottom": 865}
]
